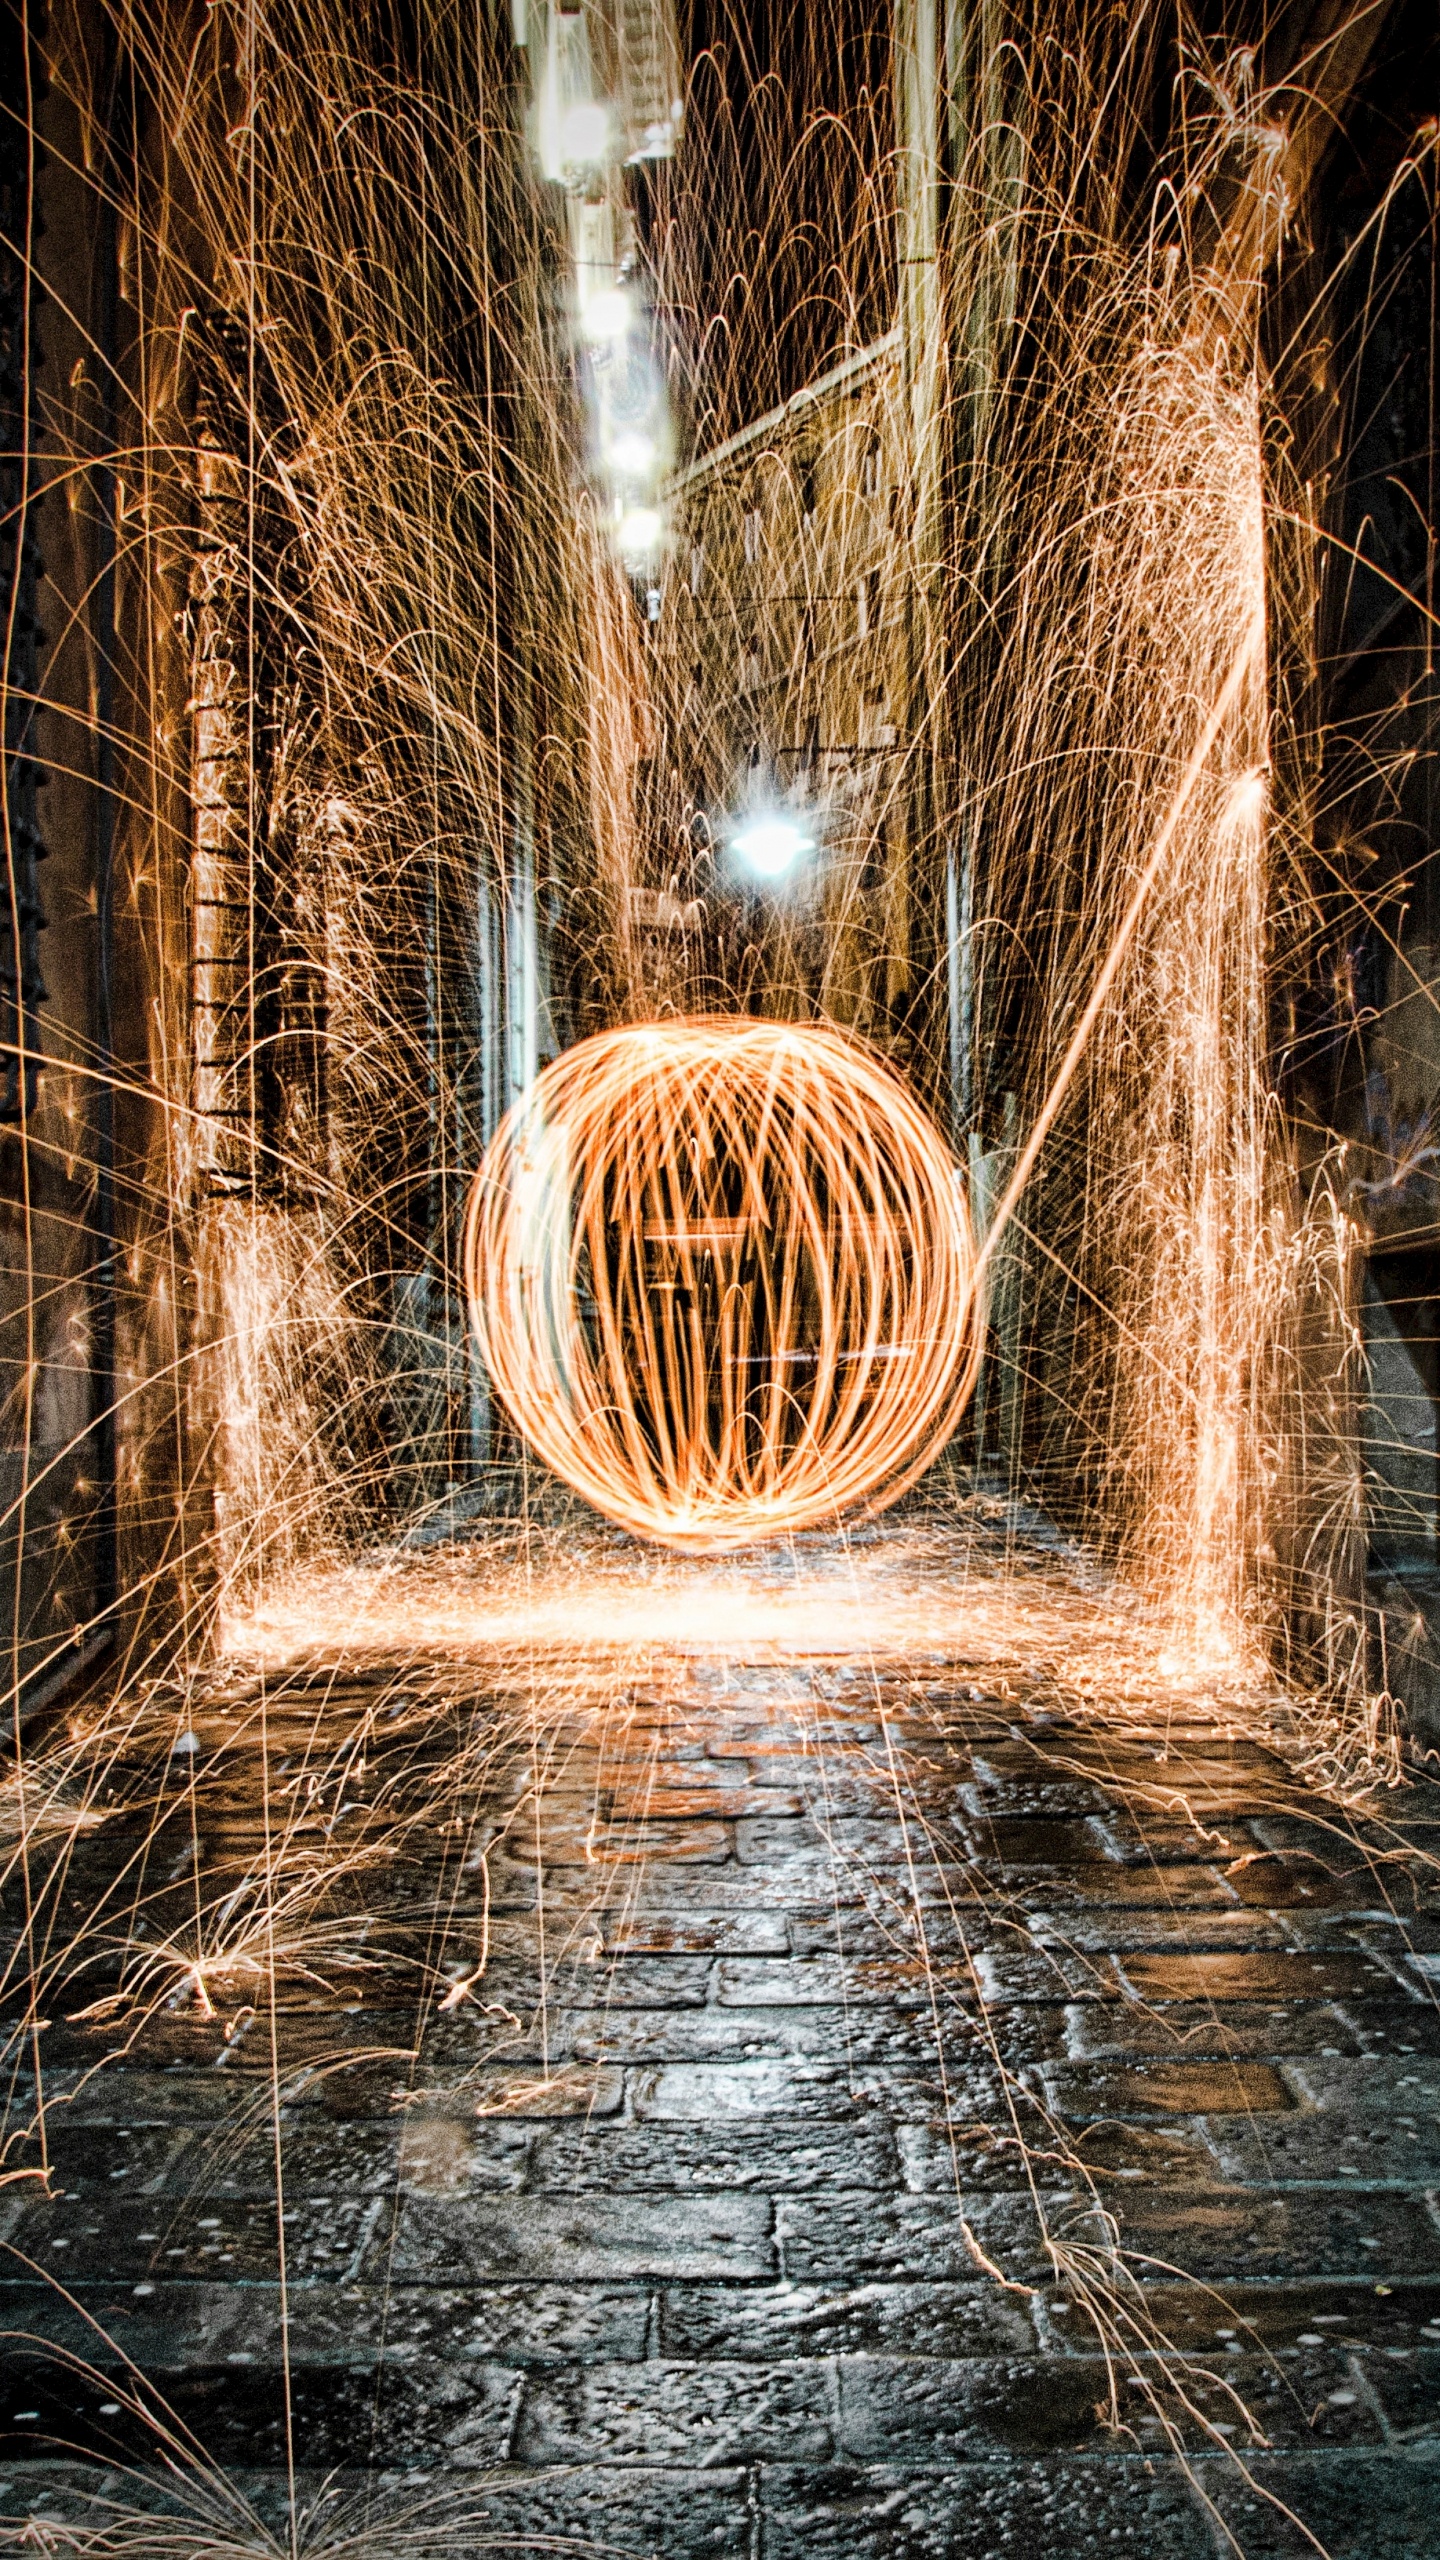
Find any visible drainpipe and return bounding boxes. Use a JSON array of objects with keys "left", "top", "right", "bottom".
[
  {"left": 896, "top": 0, "right": 944, "bottom": 570},
  {"left": 506, "top": 636, "right": 538, "bottom": 1116},
  {"left": 944, "top": 816, "right": 973, "bottom": 1150},
  {"left": 894, "top": 0, "right": 944, "bottom": 1051},
  {"left": 468, "top": 845, "right": 498, "bottom": 1478},
  {"left": 89, "top": 32, "right": 125, "bottom": 1637}
]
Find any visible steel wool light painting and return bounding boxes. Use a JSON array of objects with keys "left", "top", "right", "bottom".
[{"left": 465, "top": 1019, "right": 982, "bottom": 1548}]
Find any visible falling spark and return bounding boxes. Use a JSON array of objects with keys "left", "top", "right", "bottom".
[{"left": 1, "top": 13, "right": 1435, "bottom": 2560}]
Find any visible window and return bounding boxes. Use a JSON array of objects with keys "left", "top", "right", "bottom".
[
  {"left": 797, "top": 454, "right": 818, "bottom": 520},
  {"left": 859, "top": 691, "right": 895, "bottom": 750},
  {"left": 856, "top": 571, "right": 877, "bottom": 639},
  {"left": 743, "top": 506, "right": 762, "bottom": 564},
  {"left": 740, "top": 634, "right": 762, "bottom": 692},
  {"left": 861, "top": 439, "right": 883, "bottom": 499}
]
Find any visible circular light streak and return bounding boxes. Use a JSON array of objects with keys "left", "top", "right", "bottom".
[{"left": 465, "top": 1016, "right": 982, "bottom": 1550}]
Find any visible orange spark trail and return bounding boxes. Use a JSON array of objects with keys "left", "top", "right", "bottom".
[{"left": 973, "top": 610, "right": 1268, "bottom": 1287}]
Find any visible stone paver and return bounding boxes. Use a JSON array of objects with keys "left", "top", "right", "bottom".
[{"left": 1, "top": 1520, "right": 1439, "bottom": 2554}]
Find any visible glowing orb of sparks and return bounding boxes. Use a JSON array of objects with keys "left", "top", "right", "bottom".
[{"left": 464, "top": 1017, "right": 981, "bottom": 1551}]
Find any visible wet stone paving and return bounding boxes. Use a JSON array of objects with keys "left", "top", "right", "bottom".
[{"left": 2, "top": 1521, "right": 1440, "bottom": 2554}]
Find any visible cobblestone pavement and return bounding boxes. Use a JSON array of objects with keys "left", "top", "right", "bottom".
[{"left": 2, "top": 1521, "right": 1440, "bottom": 2554}]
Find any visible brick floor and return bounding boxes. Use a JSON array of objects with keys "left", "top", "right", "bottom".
[{"left": 2, "top": 1517, "right": 1439, "bottom": 2554}]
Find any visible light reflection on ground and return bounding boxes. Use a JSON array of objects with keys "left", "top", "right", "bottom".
[{"left": 221, "top": 1506, "right": 1273, "bottom": 1725}]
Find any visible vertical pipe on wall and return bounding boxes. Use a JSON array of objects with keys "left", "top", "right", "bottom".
[
  {"left": 468, "top": 852, "right": 496, "bottom": 1478},
  {"left": 506, "top": 645, "right": 538, "bottom": 1117},
  {"left": 945, "top": 843, "right": 961, "bottom": 1147},
  {"left": 895, "top": 0, "right": 943, "bottom": 582},
  {"left": 894, "top": 0, "right": 943, "bottom": 1044},
  {"left": 89, "top": 29, "right": 122, "bottom": 1636},
  {"left": 945, "top": 818, "right": 974, "bottom": 1150}
]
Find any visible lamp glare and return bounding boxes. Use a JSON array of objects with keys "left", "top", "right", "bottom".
[
  {"left": 560, "top": 102, "right": 610, "bottom": 164},
  {"left": 619, "top": 506, "right": 662, "bottom": 556},
  {"left": 733, "top": 816, "right": 812, "bottom": 878},
  {"left": 581, "top": 287, "right": 631, "bottom": 342},
  {"left": 611, "top": 431, "right": 656, "bottom": 475}
]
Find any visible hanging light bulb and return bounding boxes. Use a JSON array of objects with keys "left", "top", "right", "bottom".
[
  {"left": 559, "top": 101, "right": 610, "bottom": 166},
  {"left": 732, "top": 814, "right": 814, "bottom": 878},
  {"left": 581, "top": 287, "right": 632, "bottom": 342},
  {"left": 618, "top": 505, "right": 662, "bottom": 558},
  {"left": 610, "top": 430, "right": 656, "bottom": 476}
]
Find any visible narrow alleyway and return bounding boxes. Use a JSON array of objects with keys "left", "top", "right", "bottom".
[{"left": 2, "top": 1513, "right": 1438, "bottom": 2556}]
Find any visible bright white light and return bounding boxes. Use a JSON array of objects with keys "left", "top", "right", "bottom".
[
  {"left": 610, "top": 431, "right": 656, "bottom": 476},
  {"left": 732, "top": 816, "right": 814, "bottom": 878},
  {"left": 618, "top": 506, "right": 662, "bottom": 556},
  {"left": 1223, "top": 766, "right": 1268, "bottom": 829},
  {"left": 581, "top": 288, "right": 632, "bottom": 342},
  {"left": 560, "top": 102, "right": 610, "bottom": 165}
]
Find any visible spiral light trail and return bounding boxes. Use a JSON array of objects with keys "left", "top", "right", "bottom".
[{"left": 465, "top": 1017, "right": 982, "bottom": 1548}]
